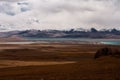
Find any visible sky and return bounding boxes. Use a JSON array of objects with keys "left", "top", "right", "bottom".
[{"left": 0, "top": 0, "right": 120, "bottom": 31}]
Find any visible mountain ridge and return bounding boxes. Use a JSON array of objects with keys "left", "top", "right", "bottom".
[{"left": 0, "top": 28, "right": 120, "bottom": 39}]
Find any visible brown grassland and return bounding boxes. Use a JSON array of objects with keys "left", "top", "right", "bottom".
[{"left": 0, "top": 43, "right": 120, "bottom": 80}]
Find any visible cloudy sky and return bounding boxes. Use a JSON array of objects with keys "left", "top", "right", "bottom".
[{"left": 0, "top": 0, "right": 120, "bottom": 31}]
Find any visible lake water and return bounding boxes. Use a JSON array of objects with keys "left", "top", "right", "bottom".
[
  {"left": 0, "top": 38, "right": 120, "bottom": 45},
  {"left": 101, "top": 41, "right": 120, "bottom": 45},
  {"left": 26, "top": 38, "right": 120, "bottom": 45}
]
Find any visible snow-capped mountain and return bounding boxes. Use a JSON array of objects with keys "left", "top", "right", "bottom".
[{"left": 0, "top": 28, "right": 120, "bottom": 39}]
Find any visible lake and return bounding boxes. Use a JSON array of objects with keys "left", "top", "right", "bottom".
[
  {"left": 26, "top": 38, "right": 120, "bottom": 45},
  {"left": 101, "top": 41, "right": 120, "bottom": 45},
  {"left": 0, "top": 38, "right": 120, "bottom": 45}
]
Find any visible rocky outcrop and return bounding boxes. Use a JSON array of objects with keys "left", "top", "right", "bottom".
[{"left": 94, "top": 47, "right": 120, "bottom": 59}]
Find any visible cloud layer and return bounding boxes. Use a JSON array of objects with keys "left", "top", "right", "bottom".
[{"left": 0, "top": 0, "right": 120, "bottom": 31}]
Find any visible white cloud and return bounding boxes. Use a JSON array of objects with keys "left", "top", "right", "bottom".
[{"left": 0, "top": 0, "right": 120, "bottom": 31}]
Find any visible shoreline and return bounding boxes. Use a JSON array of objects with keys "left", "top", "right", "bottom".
[{"left": 0, "top": 38, "right": 120, "bottom": 45}]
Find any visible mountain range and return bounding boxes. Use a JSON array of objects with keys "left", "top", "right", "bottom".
[{"left": 0, "top": 28, "right": 120, "bottom": 39}]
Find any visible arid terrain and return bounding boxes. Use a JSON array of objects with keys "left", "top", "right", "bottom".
[{"left": 0, "top": 43, "right": 120, "bottom": 80}]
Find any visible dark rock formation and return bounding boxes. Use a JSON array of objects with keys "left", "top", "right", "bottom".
[{"left": 94, "top": 47, "right": 120, "bottom": 59}]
